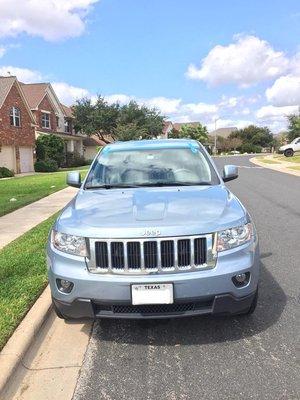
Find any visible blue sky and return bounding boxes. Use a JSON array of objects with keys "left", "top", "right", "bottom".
[{"left": 0, "top": 0, "right": 300, "bottom": 132}]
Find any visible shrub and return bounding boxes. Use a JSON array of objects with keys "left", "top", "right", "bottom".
[
  {"left": 36, "top": 134, "right": 65, "bottom": 167},
  {"left": 240, "top": 143, "right": 262, "bottom": 153},
  {"left": 34, "top": 159, "right": 58, "bottom": 172},
  {"left": 0, "top": 167, "right": 14, "bottom": 179},
  {"left": 65, "top": 152, "right": 87, "bottom": 167}
]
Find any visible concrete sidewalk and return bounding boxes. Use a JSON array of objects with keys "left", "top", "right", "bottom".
[{"left": 0, "top": 186, "right": 77, "bottom": 249}]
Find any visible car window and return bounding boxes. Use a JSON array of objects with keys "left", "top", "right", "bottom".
[{"left": 85, "top": 146, "right": 220, "bottom": 188}]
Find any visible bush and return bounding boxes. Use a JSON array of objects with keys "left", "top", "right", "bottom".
[
  {"left": 36, "top": 134, "right": 65, "bottom": 167},
  {"left": 34, "top": 159, "right": 58, "bottom": 172},
  {"left": 0, "top": 167, "right": 14, "bottom": 178},
  {"left": 65, "top": 152, "right": 87, "bottom": 167},
  {"left": 240, "top": 143, "right": 262, "bottom": 153}
]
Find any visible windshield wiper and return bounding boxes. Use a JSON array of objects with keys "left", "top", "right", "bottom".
[
  {"left": 130, "top": 181, "right": 212, "bottom": 187},
  {"left": 85, "top": 184, "right": 141, "bottom": 190},
  {"left": 85, "top": 182, "right": 212, "bottom": 190}
]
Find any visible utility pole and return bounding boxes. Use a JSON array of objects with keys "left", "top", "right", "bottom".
[{"left": 214, "top": 117, "right": 219, "bottom": 155}]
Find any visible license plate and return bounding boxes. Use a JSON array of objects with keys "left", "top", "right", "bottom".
[{"left": 131, "top": 283, "right": 173, "bottom": 305}]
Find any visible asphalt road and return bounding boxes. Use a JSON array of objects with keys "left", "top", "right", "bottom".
[{"left": 73, "top": 156, "right": 300, "bottom": 400}]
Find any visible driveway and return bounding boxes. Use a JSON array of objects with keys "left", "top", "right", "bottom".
[{"left": 73, "top": 156, "right": 300, "bottom": 400}]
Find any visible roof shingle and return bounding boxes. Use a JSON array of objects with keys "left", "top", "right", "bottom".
[
  {"left": 60, "top": 103, "right": 73, "bottom": 118},
  {"left": 20, "top": 83, "right": 48, "bottom": 109},
  {"left": 0, "top": 76, "right": 16, "bottom": 108}
]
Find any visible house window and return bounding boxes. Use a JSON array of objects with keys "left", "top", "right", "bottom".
[
  {"left": 64, "top": 119, "right": 71, "bottom": 133},
  {"left": 10, "top": 107, "right": 21, "bottom": 127},
  {"left": 42, "top": 113, "right": 51, "bottom": 129},
  {"left": 56, "top": 116, "right": 59, "bottom": 127}
]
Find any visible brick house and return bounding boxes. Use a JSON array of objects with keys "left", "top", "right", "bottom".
[
  {"left": 20, "top": 82, "right": 86, "bottom": 162},
  {"left": 0, "top": 76, "right": 36, "bottom": 173}
]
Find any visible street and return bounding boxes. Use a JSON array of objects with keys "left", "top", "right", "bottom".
[{"left": 72, "top": 156, "right": 300, "bottom": 400}]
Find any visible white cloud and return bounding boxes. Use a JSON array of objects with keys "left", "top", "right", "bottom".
[
  {"left": 0, "top": 0, "right": 98, "bottom": 41},
  {"left": 172, "top": 115, "right": 193, "bottom": 123},
  {"left": 51, "top": 82, "right": 91, "bottom": 105},
  {"left": 186, "top": 35, "right": 289, "bottom": 87},
  {"left": 105, "top": 94, "right": 132, "bottom": 105},
  {"left": 206, "top": 118, "right": 253, "bottom": 132},
  {"left": 182, "top": 102, "right": 218, "bottom": 115},
  {"left": 141, "top": 96, "right": 181, "bottom": 114},
  {"left": 265, "top": 74, "right": 300, "bottom": 106},
  {"left": 256, "top": 105, "right": 298, "bottom": 120},
  {"left": 0, "top": 65, "right": 43, "bottom": 82},
  {"left": 241, "top": 108, "right": 251, "bottom": 115},
  {"left": 219, "top": 96, "right": 239, "bottom": 108}
]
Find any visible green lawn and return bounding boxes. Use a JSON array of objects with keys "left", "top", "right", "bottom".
[
  {"left": 0, "top": 166, "right": 89, "bottom": 217},
  {"left": 258, "top": 158, "right": 280, "bottom": 164},
  {"left": 0, "top": 214, "right": 56, "bottom": 350},
  {"left": 288, "top": 166, "right": 300, "bottom": 171},
  {"left": 274, "top": 154, "right": 300, "bottom": 163}
]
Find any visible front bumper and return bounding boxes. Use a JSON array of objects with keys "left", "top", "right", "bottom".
[
  {"left": 52, "top": 291, "right": 257, "bottom": 319},
  {"left": 47, "top": 239, "right": 260, "bottom": 319}
]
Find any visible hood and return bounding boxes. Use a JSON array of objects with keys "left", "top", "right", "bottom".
[{"left": 55, "top": 185, "right": 247, "bottom": 238}]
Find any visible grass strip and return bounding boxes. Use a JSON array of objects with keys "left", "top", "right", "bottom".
[
  {"left": 258, "top": 158, "right": 280, "bottom": 164},
  {"left": 0, "top": 214, "right": 57, "bottom": 350}
]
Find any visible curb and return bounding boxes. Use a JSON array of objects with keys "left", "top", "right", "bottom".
[
  {"left": 0, "top": 285, "right": 52, "bottom": 396},
  {"left": 250, "top": 157, "right": 300, "bottom": 177}
]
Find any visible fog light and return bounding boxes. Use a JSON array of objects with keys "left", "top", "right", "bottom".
[
  {"left": 56, "top": 279, "right": 74, "bottom": 294},
  {"left": 236, "top": 273, "right": 247, "bottom": 283},
  {"left": 232, "top": 272, "right": 250, "bottom": 287}
]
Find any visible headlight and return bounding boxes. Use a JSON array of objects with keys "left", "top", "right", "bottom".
[
  {"left": 52, "top": 230, "right": 88, "bottom": 257},
  {"left": 216, "top": 223, "right": 253, "bottom": 252}
]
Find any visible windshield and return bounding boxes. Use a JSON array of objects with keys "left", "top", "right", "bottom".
[{"left": 85, "top": 146, "right": 220, "bottom": 188}]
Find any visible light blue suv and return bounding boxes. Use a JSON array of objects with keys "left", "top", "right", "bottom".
[{"left": 47, "top": 139, "right": 260, "bottom": 319}]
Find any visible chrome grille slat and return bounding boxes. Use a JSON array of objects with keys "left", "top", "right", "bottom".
[
  {"left": 90, "top": 234, "right": 216, "bottom": 274},
  {"left": 144, "top": 241, "right": 157, "bottom": 269}
]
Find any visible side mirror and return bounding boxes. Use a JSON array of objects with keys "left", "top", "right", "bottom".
[
  {"left": 223, "top": 165, "right": 238, "bottom": 182},
  {"left": 67, "top": 171, "right": 81, "bottom": 188}
]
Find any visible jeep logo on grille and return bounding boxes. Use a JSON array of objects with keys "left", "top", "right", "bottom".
[{"left": 142, "top": 228, "right": 161, "bottom": 237}]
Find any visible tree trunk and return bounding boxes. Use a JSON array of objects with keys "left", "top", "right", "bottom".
[{"left": 96, "top": 132, "right": 111, "bottom": 144}]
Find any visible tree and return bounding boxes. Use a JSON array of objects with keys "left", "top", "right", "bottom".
[
  {"left": 73, "top": 96, "right": 164, "bottom": 142},
  {"left": 115, "top": 123, "right": 146, "bottom": 141},
  {"left": 214, "top": 136, "right": 243, "bottom": 153},
  {"left": 287, "top": 115, "right": 300, "bottom": 142},
  {"left": 36, "top": 134, "right": 65, "bottom": 166},
  {"left": 117, "top": 101, "right": 164, "bottom": 139},
  {"left": 229, "top": 125, "right": 274, "bottom": 151},
  {"left": 273, "top": 131, "right": 288, "bottom": 150},
  {"left": 171, "top": 123, "right": 209, "bottom": 144},
  {"left": 73, "top": 97, "right": 119, "bottom": 143}
]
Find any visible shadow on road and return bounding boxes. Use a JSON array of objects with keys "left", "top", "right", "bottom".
[{"left": 95, "top": 262, "right": 286, "bottom": 346}]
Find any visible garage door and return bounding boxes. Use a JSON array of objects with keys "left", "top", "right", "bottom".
[
  {"left": 0, "top": 146, "right": 15, "bottom": 171},
  {"left": 19, "top": 146, "right": 34, "bottom": 173}
]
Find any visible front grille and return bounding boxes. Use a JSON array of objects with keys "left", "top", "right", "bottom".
[
  {"left": 91, "top": 235, "right": 214, "bottom": 274},
  {"left": 94, "top": 299, "right": 214, "bottom": 315}
]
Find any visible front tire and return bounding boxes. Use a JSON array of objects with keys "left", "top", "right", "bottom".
[{"left": 284, "top": 148, "right": 294, "bottom": 157}]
